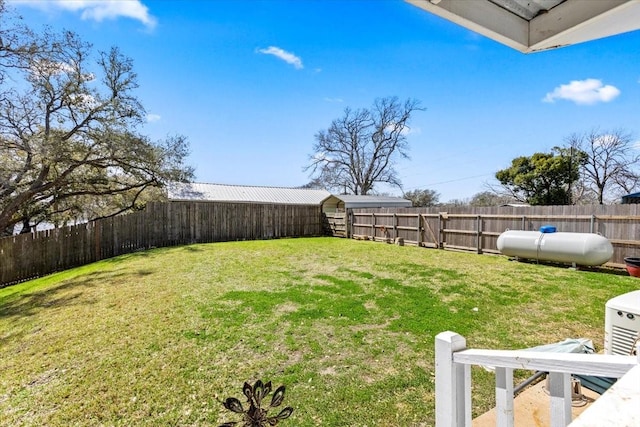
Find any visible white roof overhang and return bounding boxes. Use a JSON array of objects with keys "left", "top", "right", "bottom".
[{"left": 405, "top": 0, "right": 640, "bottom": 53}]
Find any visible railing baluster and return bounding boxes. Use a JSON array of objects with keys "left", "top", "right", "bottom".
[
  {"left": 495, "top": 367, "right": 514, "bottom": 427},
  {"left": 547, "top": 372, "right": 572, "bottom": 427},
  {"left": 463, "top": 363, "right": 471, "bottom": 427}
]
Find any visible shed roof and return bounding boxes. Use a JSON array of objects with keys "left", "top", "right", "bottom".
[
  {"left": 621, "top": 192, "right": 640, "bottom": 204},
  {"left": 167, "top": 182, "right": 413, "bottom": 208},
  {"left": 167, "top": 182, "right": 331, "bottom": 205},
  {"left": 406, "top": 0, "right": 640, "bottom": 53},
  {"left": 333, "top": 194, "right": 413, "bottom": 208}
]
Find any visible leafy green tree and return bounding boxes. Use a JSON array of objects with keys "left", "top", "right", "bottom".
[
  {"left": 306, "top": 96, "right": 423, "bottom": 195},
  {"left": 403, "top": 188, "right": 439, "bottom": 207},
  {"left": 495, "top": 149, "right": 581, "bottom": 205},
  {"left": 0, "top": 7, "right": 193, "bottom": 235}
]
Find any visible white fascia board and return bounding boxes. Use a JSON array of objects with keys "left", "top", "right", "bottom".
[
  {"left": 406, "top": 0, "right": 529, "bottom": 51},
  {"left": 529, "top": 0, "right": 640, "bottom": 52}
]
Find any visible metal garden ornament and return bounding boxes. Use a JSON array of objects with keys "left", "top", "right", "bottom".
[{"left": 219, "top": 380, "right": 293, "bottom": 427}]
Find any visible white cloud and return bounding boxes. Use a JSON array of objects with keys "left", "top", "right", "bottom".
[
  {"left": 146, "top": 113, "right": 161, "bottom": 123},
  {"left": 323, "top": 97, "right": 344, "bottom": 103},
  {"left": 543, "top": 78, "right": 620, "bottom": 105},
  {"left": 384, "top": 123, "right": 419, "bottom": 136},
  {"left": 257, "top": 46, "right": 303, "bottom": 69},
  {"left": 11, "top": 0, "right": 157, "bottom": 29},
  {"left": 402, "top": 126, "right": 421, "bottom": 136}
]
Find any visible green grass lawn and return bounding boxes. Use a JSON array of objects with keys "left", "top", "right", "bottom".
[{"left": 1, "top": 237, "right": 638, "bottom": 426}]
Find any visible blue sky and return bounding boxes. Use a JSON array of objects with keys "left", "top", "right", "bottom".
[{"left": 8, "top": 0, "right": 640, "bottom": 202}]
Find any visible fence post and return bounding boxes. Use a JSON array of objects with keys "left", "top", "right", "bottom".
[
  {"left": 438, "top": 213, "right": 445, "bottom": 249},
  {"left": 336, "top": 209, "right": 353, "bottom": 239},
  {"left": 371, "top": 212, "right": 376, "bottom": 240},
  {"left": 417, "top": 213, "right": 423, "bottom": 247},
  {"left": 476, "top": 215, "right": 483, "bottom": 254},
  {"left": 435, "top": 331, "right": 470, "bottom": 427},
  {"left": 393, "top": 213, "right": 397, "bottom": 240}
]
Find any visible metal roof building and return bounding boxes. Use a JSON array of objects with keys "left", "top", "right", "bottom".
[
  {"left": 167, "top": 182, "right": 412, "bottom": 210},
  {"left": 621, "top": 192, "right": 640, "bottom": 204},
  {"left": 167, "top": 182, "right": 332, "bottom": 205},
  {"left": 325, "top": 194, "right": 412, "bottom": 210}
]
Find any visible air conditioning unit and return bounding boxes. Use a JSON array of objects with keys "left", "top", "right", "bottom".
[{"left": 604, "top": 290, "right": 640, "bottom": 355}]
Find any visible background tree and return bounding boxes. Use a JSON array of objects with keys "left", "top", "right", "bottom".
[
  {"left": 0, "top": 10, "right": 193, "bottom": 235},
  {"left": 1, "top": 0, "right": 33, "bottom": 89},
  {"left": 403, "top": 188, "right": 439, "bottom": 207},
  {"left": 495, "top": 148, "right": 581, "bottom": 205},
  {"left": 468, "top": 191, "right": 516, "bottom": 207},
  {"left": 306, "top": 96, "right": 423, "bottom": 195},
  {"left": 565, "top": 129, "right": 639, "bottom": 204},
  {"left": 440, "top": 198, "right": 468, "bottom": 207},
  {"left": 298, "top": 178, "right": 326, "bottom": 190}
]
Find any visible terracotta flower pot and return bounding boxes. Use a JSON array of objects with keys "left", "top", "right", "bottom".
[{"left": 624, "top": 257, "right": 640, "bottom": 277}]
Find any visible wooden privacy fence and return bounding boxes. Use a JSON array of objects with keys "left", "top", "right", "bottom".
[
  {"left": 4, "top": 202, "right": 640, "bottom": 287},
  {"left": 0, "top": 201, "right": 323, "bottom": 287},
  {"left": 339, "top": 205, "right": 640, "bottom": 268},
  {"left": 324, "top": 211, "right": 348, "bottom": 237}
]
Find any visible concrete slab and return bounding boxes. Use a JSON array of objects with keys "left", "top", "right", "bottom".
[{"left": 473, "top": 376, "right": 600, "bottom": 427}]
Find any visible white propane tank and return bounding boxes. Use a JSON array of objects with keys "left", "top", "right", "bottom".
[{"left": 496, "top": 230, "right": 613, "bottom": 266}]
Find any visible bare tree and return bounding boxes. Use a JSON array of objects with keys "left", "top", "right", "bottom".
[
  {"left": 0, "top": 12, "right": 193, "bottom": 235},
  {"left": 403, "top": 188, "right": 439, "bottom": 207},
  {"left": 569, "top": 179, "right": 599, "bottom": 205},
  {"left": 1, "top": 0, "right": 34, "bottom": 88},
  {"left": 306, "top": 97, "right": 423, "bottom": 195},
  {"left": 565, "top": 129, "right": 639, "bottom": 204}
]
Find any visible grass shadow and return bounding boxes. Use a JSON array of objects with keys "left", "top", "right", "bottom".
[
  {"left": 181, "top": 245, "right": 204, "bottom": 252},
  {"left": 0, "top": 269, "right": 131, "bottom": 319},
  {"left": 507, "top": 258, "right": 634, "bottom": 277}
]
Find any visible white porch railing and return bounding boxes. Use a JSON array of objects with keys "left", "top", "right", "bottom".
[{"left": 435, "top": 331, "right": 639, "bottom": 427}]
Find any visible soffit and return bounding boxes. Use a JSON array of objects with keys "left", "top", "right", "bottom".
[{"left": 406, "top": 0, "right": 640, "bottom": 53}]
